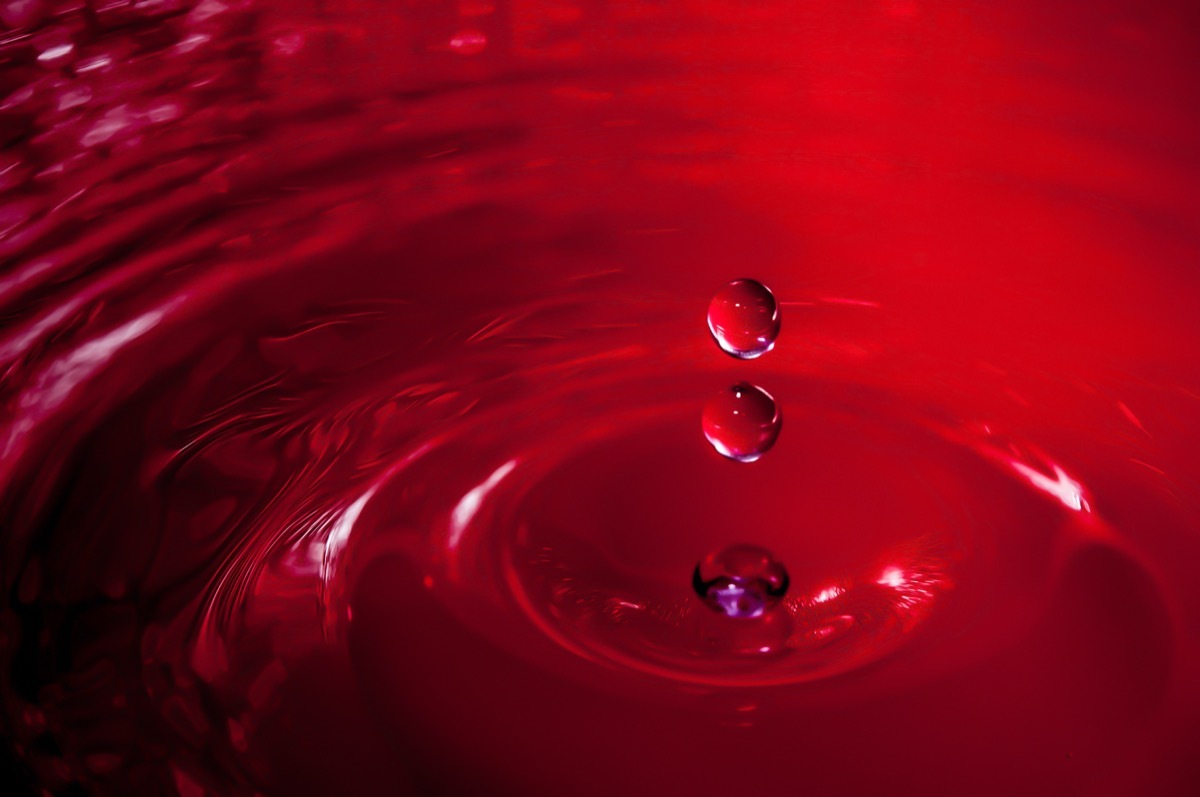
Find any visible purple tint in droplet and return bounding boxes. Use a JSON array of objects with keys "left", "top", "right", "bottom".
[
  {"left": 693, "top": 544, "right": 790, "bottom": 619},
  {"left": 699, "top": 578, "right": 768, "bottom": 618}
]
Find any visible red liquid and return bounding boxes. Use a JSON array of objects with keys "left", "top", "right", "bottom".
[
  {"left": 706, "top": 278, "right": 781, "bottom": 359},
  {"left": 693, "top": 543, "right": 789, "bottom": 619},
  {"left": 701, "top": 382, "right": 782, "bottom": 461},
  {"left": 1, "top": 1, "right": 1199, "bottom": 796}
]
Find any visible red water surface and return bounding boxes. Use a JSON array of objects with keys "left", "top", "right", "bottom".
[{"left": 1, "top": 1, "right": 1199, "bottom": 796}]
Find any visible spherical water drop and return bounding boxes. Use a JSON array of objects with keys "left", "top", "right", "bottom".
[
  {"left": 693, "top": 544, "right": 789, "bottom": 619},
  {"left": 702, "top": 382, "right": 781, "bottom": 462},
  {"left": 706, "top": 278, "right": 780, "bottom": 359}
]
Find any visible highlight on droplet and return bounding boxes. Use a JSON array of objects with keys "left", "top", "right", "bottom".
[
  {"left": 706, "top": 278, "right": 780, "bottom": 359},
  {"left": 693, "top": 544, "right": 789, "bottom": 618},
  {"left": 701, "top": 382, "right": 782, "bottom": 462}
]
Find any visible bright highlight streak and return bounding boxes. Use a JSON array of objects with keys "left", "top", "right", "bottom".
[
  {"left": 812, "top": 586, "right": 844, "bottom": 604},
  {"left": 321, "top": 488, "right": 377, "bottom": 582},
  {"left": 1011, "top": 462, "right": 1088, "bottom": 511},
  {"left": 877, "top": 567, "right": 905, "bottom": 588},
  {"left": 449, "top": 460, "right": 518, "bottom": 549}
]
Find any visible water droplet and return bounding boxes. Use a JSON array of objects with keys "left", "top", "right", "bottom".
[
  {"left": 707, "top": 278, "right": 780, "bottom": 359},
  {"left": 693, "top": 544, "right": 789, "bottom": 618},
  {"left": 702, "top": 382, "right": 781, "bottom": 462},
  {"left": 449, "top": 30, "right": 488, "bottom": 55}
]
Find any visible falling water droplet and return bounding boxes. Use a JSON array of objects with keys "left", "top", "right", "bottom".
[
  {"left": 693, "top": 544, "right": 789, "bottom": 618},
  {"left": 706, "top": 278, "right": 780, "bottom": 359},
  {"left": 702, "top": 382, "right": 781, "bottom": 462}
]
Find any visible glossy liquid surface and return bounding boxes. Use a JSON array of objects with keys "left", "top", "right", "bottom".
[{"left": 1, "top": 2, "right": 1199, "bottom": 796}]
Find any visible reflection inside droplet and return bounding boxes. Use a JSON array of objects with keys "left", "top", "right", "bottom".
[
  {"left": 693, "top": 544, "right": 789, "bottom": 618},
  {"left": 701, "top": 382, "right": 782, "bottom": 462},
  {"left": 706, "top": 278, "right": 780, "bottom": 359}
]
